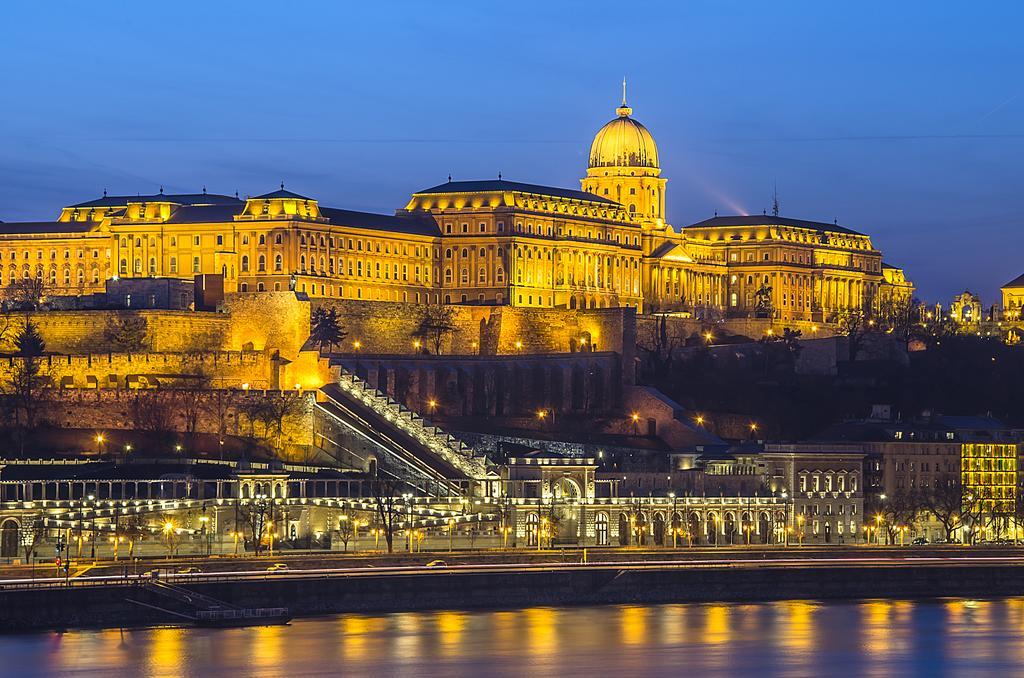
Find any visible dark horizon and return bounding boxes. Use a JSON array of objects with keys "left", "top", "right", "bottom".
[{"left": 2, "top": 2, "right": 1022, "bottom": 304}]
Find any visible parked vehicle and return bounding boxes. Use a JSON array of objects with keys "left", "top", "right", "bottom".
[
  {"left": 425, "top": 560, "right": 448, "bottom": 568},
  {"left": 177, "top": 567, "right": 202, "bottom": 574},
  {"left": 266, "top": 563, "right": 289, "bottom": 572}
]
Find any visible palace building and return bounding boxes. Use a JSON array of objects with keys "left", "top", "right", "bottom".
[{"left": 0, "top": 94, "right": 911, "bottom": 321}]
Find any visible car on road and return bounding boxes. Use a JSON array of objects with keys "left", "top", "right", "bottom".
[
  {"left": 425, "top": 560, "right": 448, "bottom": 568},
  {"left": 266, "top": 563, "right": 289, "bottom": 573},
  {"left": 177, "top": 567, "right": 202, "bottom": 574},
  {"left": 910, "top": 537, "right": 928, "bottom": 546}
]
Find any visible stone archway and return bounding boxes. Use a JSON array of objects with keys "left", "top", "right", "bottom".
[{"left": 0, "top": 520, "right": 19, "bottom": 558}]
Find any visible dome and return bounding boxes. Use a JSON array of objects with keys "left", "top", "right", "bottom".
[{"left": 588, "top": 100, "right": 659, "bottom": 170}]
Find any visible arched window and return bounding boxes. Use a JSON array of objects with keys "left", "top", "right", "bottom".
[
  {"left": 460, "top": 268, "right": 469, "bottom": 285},
  {"left": 444, "top": 268, "right": 453, "bottom": 284},
  {"left": 595, "top": 512, "right": 609, "bottom": 546},
  {"left": 258, "top": 255, "right": 266, "bottom": 272},
  {"left": 478, "top": 267, "right": 486, "bottom": 283},
  {"left": 275, "top": 233, "right": 283, "bottom": 245},
  {"left": 241, "top": 255, "right": 249, "bottom": 272},
  {"left": 258, "top": 234, "right": 266, "bottom": 245},
  {"left": 526, "top": 513, "right": 539, "bottom": 547},
  {"left": 274, "top": 254, "right": 283, "bottom": 272}
]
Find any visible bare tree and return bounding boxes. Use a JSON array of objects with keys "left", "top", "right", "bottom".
[
  {"left": 337, "top": 510, "right": 357, "bottom": 552},
  {"left": 923, "top": 474, "right": 964, "bottom": 542},
  {"left": 102, "top": 312, "right": 149, "bottom": 352},
  {"left": 638, "top": 313, "right": 684, "bottom": 374},
  {"left": 370, "top": 477, "right": 405, "bottom": 553},
  {"left": 129, "top": 390, "right": 177, "bottom": 433},
  {"left": 412, "top": 304, "right": 458, "bottom": 355},
  {"left": 237, "top": 499, "right": 273, "bottom": 556},
  {"left": 5, "top": 277, "right": 47, "bottom": 311}
]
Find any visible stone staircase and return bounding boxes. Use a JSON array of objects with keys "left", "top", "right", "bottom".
[{"left": 333, "top": 369, "right": 492, "bottom": 481}]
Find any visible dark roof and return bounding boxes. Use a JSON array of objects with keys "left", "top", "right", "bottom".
[
  {"left": 70, "top": 193, "right": 242, "bottom": 208},
  {"left": 814, "top": 414, "right": 1020, "bottom": 444},
  {"left": 0, "top": 221, "right": 98, "bottom": 235},
  {"left": 321, "top": 207, "right": 439, "bottom": 236},
  {"left": 1003, "top": 273, "right": 1024, "bottom": 289},
  {"left": 253, "top": 189, "right": 313, "bottom": 200},
  {"left": 685, "top": 215, "right": 866, "bottom": 237},
  {"left": 0, "top": 461, "right": 235, "bottom": 481},
  {"left": 415, "top": 179, "right": 618, "bottom": 205},
  {"left": 164, "top": 204, "right": 245, "bottom": 224}
]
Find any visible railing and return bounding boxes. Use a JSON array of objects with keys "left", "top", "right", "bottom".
[{"left": 195, "top": 607, "right": 289, "bottom": 621}]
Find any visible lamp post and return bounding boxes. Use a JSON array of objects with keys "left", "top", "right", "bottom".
[
  {"left": 630, "top": 412, "right": 640, "bottom": 436},
  {"left": 448, "top": 518, "right": 456, "bottom": 552},
  {"left": 669, "top": 492, "right": 678, "bottom": 548},
  {"left": 402, "top": 493, "right": 414, "bottom": 552}
]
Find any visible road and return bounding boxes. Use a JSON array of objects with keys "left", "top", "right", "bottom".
[{"left": 4, "top": 547, "right": 1024, "bottom": 590}]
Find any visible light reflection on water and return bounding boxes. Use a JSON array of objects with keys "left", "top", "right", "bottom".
[{"left": 5, "top": 599, "right": 1024, "bottom": 677}]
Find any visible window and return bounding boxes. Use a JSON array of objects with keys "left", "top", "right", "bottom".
[
  {"left": 258, "top": 255, "right": 266, "bottom": 272},
  {"left": 274, "top": 254, "right": 283, "bottom": 272},
  {"left": 192, "top": 256, "right": 200, "bottom": 273},
  {"left": 216, "top": 234, "right": 224, "bottom": 246},
  {"left": 170, "top": 257, "right": 178, "bottom": 273},
  {"left": 193, "top": 236, "right": 200, "bottom": 246},
  {"left": 241, "top": 255, "right": 249, "bottom": 272}
]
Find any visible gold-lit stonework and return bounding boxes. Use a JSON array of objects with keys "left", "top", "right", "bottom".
[{"left": 0, "top": 96, "right": 912, "bottom": 321}]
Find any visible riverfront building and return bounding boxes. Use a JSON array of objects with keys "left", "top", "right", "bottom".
[{"left": 0, "top": 94, "right": 911, "bottom": 322}]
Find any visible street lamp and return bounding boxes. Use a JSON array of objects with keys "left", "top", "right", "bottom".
[
  {"left": 94, "top": 434, "right": 105, "bottom": 457},
  {"left": 668, "top": 492, "right": 678, "bottom": 548},
  {"left": 630, "top": 412, "right": 640, "bottom": 436},
  {"left": 402, "top": 493, "right": 414, "bottom": 552}
]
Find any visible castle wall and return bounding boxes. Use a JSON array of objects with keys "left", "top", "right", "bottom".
[
  {"left": 1, "top": 311, "right": 230, "bottom": 354},
  {"left": 307, "top": 298, "right": 633, "bottom": 359}
]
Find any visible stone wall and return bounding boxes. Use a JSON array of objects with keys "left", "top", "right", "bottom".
[
  {"left": 308, "top": 298, "right": 634, "bottom": 358},
  {"left": 335, "top": 352, "right": 624, "bottom": 417},
  {"left": 27, "top": 389, "right": 316, "bottom": 452},
  {"left": 0, "top": 311, "right": 230, "bottom": 354}
]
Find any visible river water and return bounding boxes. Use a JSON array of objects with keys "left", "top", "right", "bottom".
[{"left": 2, "top": 598, "right": 1024, "bottom": 677}]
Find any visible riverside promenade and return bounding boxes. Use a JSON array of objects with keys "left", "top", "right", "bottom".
[{"left": 4, "top": 548, "right": 1024, "bottom": 632}]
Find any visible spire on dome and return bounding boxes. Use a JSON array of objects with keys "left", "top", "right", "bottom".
[{"left": 616, "top": 77, "right": 632, "bottom": 117}]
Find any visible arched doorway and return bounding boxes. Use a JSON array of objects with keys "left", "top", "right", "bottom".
[
  {"left": 653, "top": 513, "right": 666, "bottom": 546},
  {"left": 724, "top": 512, "right": 736, "bottom": 544},
  {"left": 618, "top": 513, "right": 629, "bottom": 546},
  {"left": 706, "top": 512, "right": 719, "bottom": 545},
  {"left": 0, "top": 520, "right": 19, "bottom": 558},
  {"left": 741, "top": 512, "right": 753, "bottom": 544},
  {"left": 824, "top": 521, "right": 832, "bottom": 544},
  {"left": 526, "top": 513, "right": 539, "bottom": 547},
  {"left": 635, "top": 513, "right": 648, "bottom": 546},
  {"left": 595, "top": 512, "right": 609, "bottom": 546},
  {"left": 688, "top": 512, "right": 701, "bottom": 546},
  {"left": 758, "top": 512, "right": 772, "bottom": 544}
]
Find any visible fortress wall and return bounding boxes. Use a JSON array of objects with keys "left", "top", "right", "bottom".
[
  {"left": 0, "top": 351, "right": 276, "bottom": 390},
  {"left": 307, "top": 297, "right": 632, "bottom": 357},
  {"left": 20, "top": 389, "right": 315, "bottom": 450},
  {"left": 1, "top": 311, "right": 230, "bottom": 354}
]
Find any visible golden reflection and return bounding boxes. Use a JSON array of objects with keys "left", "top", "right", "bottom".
[
  {"left": 490, "top": 610, "right": 521, "bottom": 656},
  {"left": 703, "top": 604, "right": 731, "bottom": 645},
  {"left": 147, "top": 627, "right": 185, "bottom": 678},
  {"left": 862, "top": 600, "right": 895, "bottom": 656},
  {"left": 250, "top": 624, "right": 284, "bottom": 668},
  {"left": 777, "top": 601, "right": 816, "bottom": 655},
  {"left": 620, "top": 606, "right": 649, "bottom": 646},
  {"left": 657, "top": 604, "right": 687, "bottom": 645},
  {"left": 436, "top": 611, "right": 466, "bottom": 654},
  {"left": 524, "top": 607, "right": 558, "bottom": 655}
]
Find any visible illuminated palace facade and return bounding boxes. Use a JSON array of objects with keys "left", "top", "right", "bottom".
[{"left": 0, "top": 96, "right": 911, "bottom": 319}]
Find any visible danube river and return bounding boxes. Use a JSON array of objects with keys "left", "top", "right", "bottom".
[{"left": 3, "top": 598, "right": 1024, "bottom": 677}]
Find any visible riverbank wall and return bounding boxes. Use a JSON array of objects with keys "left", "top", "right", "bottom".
[{"left": 3, "top": 563, "right": 1024, "bottom": 632}]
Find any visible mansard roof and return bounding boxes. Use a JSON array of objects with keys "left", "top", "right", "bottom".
[
  {"left": 320, "top": 207, "right": 440, "bottom": 236},
  {"left": 685, "top": 214, "right": 866, "bottom": 237},
  {"left": 0, "top": 221, "right": 98, "bottom": 234},
  {"left": 253, "top": 188, "right": 313, "bottom": 200},
  {"left": 415, "top": 179, "right": 617, "bottom": 205},
  {"left": 1002, "top": 273, "right": 1024, "bottom": 289},
  {"left": 70, "top": 193, "right": 242, "bottom": 208}
]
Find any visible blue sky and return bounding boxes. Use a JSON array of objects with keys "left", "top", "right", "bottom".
[{"left": 1, "top": 1, "right": 1022, "bottom": 302}]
